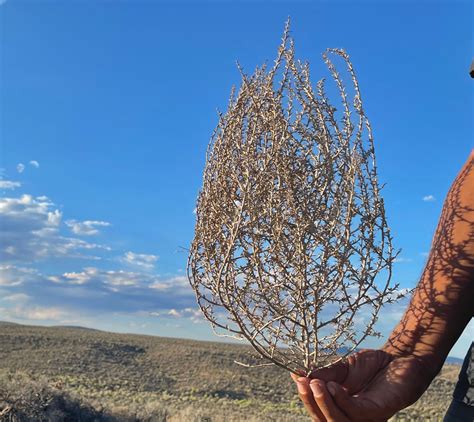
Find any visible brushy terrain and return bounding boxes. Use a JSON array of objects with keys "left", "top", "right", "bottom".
[{"left": 0, "top": 322, "right": 460, "bottom": 421}]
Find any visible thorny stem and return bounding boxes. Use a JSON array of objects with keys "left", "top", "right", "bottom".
[{"left": 188, "top": 19, "right": 401, "bottom": 374}]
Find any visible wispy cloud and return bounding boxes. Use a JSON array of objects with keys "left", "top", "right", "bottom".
[
  {"left": 15, "top": 161, "right": 39, "bottom": 173},
  {"left": 65, "top": 219, "right": 111, "bottom": 236},
  {"left": 422, "top": 195, "right": 435, "bottom": 202},
  {"left": 0, "top": 195, "right": 109, "bottom": 263},
  {"left": 0, "top": 264, "right": 195, "bottom": 319},
  {"left": 123, "top": 251, "right": 159, "bottom": 270},
  {"left": 168, "top": 309, "right": 181, "bottom": 317},
  {"left": 166, "top": 307, "right": 202, "bottom": 322},
  {"left": 0, "top": 180, "right": 21, "bottom": 190},
  {"left": 49, "top": 266, "right": 169, "bottom": 288},
  {"left": 54, "top": 267, "right": 100, "bottom": 285},
  {"left": 150, "top": 275, "right": 188, "bottom": 291},
  {"left": 0, "top": 174, "right": 198, "bottom": 330},
  {"left": 0, "top": 305, "right": 69, "bottom": 321},
  {"left": 3, "top": 293, "right": 30, "bottom": 303},
  {"left": 0, "top": 265, "right": 38, "bottom": 286},
  {"left": 393, "top": 256, "right": 413, "bottom": 263}
]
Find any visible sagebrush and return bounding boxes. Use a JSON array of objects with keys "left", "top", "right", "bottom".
[{"left": 188, "top": 20, "right": 401, "bottom": 374}]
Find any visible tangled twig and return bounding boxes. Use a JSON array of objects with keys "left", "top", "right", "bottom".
[{"left": 188, "top": 20, "right": 401, "bottom": 375}]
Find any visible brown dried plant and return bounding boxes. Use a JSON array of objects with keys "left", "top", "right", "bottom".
[{"left": 188, "top": 21, "right": 401, "bottom": 375}]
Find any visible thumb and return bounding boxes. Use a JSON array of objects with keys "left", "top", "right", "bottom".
[{"left": 327, "top": 381, "right": 362, "bottom": 417}]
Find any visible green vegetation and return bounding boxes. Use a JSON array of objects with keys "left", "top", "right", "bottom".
[{"left": 0, "top": 322, "right": 459, "bottom": 421}]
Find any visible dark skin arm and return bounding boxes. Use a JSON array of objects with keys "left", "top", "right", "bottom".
[{"left": 292, "top": 150, "right": 474, "bottom": 422}]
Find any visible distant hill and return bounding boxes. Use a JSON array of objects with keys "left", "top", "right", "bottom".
[
  {"left": 1, "top": 321, "right": 464, "bottom": 364},
  {"left": 0, "top": 321, "right": 460, "bottom": 421},
  {"left": 51, "top": 324, "right": 103, "bottom": 332},
  {"left": 0, "top": 320, "right": 20, "bottom": 326},
  {"left": 445, "top": 355, "right": 464, "bottom": 365}
]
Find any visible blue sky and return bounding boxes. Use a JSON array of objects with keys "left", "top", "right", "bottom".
[{"left": 1, "top": 0, "right": 472, "bottom": 358}]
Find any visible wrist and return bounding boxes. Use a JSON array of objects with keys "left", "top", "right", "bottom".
[{"left": 382, "top": 341, "right": 445, "bottom": 381}]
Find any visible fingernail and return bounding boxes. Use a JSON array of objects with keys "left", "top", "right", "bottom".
[
  {"left": 310, "top": 380, "right": 324, "bottom": 397},
  {"left": 296, "top": 378, "right": 306, "bottom": 393},
  {"left": 327, "top": 382, "right": 337, "bottom": 396},
  {"left": 296, "top": 381, "right": 305, "bottom": 394}
]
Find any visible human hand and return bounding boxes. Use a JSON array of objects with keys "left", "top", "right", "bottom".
[
  {"left": 291, "top": 151, "right": 474, "bottom": 421},
  {"left": 291, "top": 349, "right": 434, "bottom": 422}
]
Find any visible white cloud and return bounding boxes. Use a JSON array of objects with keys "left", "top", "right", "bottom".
[
  {"left": 393, "top": 257, "right": 413, "bottom": 263},
  {"left": 66, "top": 219, "right": 111, "bottom": 236},
  {"left": 167, "top": 307, "right": 202, "bottom": 322},
  {"left": 0, "top": 265, "right": 39, "bottom": 286},
  {"left": 2, "top": 293, "right": 30, "bottom": 303},
  {"left": 150, "top": 275, "right": 188, "bottom": 291},
  {"left": 50, "top": 267, "right": 142, "bottom": 287},
  {"left": 184, "top": 307, "right": 203, "bottom": 322},
  {"left": 0, "top": 194, "right": 109, "bottom": 262},
  {"left": 14, "top": 161, "right": 39, "bottom": 173},
  {"left": 123, "top": 251, "right": 159, "bottom": 270},
  {"left": 0, "top": 180, "right": 21, "bottom": 190},
  {"left": 0, "top": 182, "right": 198, "bottom": 328},
  {"left": 168, "top": 309, "right": 182, "bottom": 317},
  {"left": 422, "top": 195, "right": 435, "bottom": 202},
  {"left": 50, "top": 267, "right": 191, "bottom": 293},
  {"left": 103, "top": 270, "right": 144, "bottom": 286},
  {"left": 0, "top": 305, "right": 68, "bottom": 321},
  {"left": 0, "top": 263, "right": 196, "bottom": 324},
  {"left": 4, "top": 246, "right": 15, "bottom": 255},
  {"left": 59, "top": 267, "right": 100, "bottom": 285}
]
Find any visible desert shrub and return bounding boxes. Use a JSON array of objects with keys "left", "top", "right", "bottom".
[
  {"left": 188, "top": 20, "right": 400, "bottom": 374},
  {"left": 0, "top": 372, "right": 114, "bottom": 422}
]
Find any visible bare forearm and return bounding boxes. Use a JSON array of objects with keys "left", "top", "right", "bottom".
[
  {"left": 384, "top": 152, "right": 474, "bottom": 377},
  {"left": 384, "top": 269, "right": 473, "bottom": 374}
]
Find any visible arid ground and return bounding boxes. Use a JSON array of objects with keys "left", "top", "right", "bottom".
[{"left": 0, "top": 322, "right": 459, "bottom": 421}]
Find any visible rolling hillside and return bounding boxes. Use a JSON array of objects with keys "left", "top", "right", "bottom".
[{"left": 0, "top": 322, "right": 460, "bottom": 421}]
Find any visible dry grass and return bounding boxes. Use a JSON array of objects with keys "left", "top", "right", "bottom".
[{"left": 0, "top": 322, "right": 459, "bottom": 421}]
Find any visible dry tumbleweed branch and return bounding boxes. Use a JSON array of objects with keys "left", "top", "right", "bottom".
[{"left": 188, "top": 21, "right": 402, "bottom": 375}]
